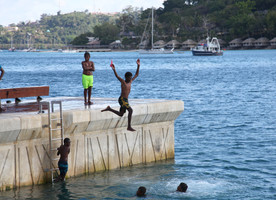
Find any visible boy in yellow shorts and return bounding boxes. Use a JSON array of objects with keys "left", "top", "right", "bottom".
[{"left": 82, "top": 52, "right": 95, "bottom": 105}]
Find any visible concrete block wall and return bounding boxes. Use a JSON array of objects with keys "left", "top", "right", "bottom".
[{"left": 0, "top": 99, "right": 184, "bottom": 190}]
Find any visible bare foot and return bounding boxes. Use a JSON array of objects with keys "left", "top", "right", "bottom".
[
  {"left": 127, "top": 127, "right": 136, "bottom": 132},
  {"left": 84, "top": 102, "right": 88, "bottom": 105},
  {"left": 101, "top": 106, "right": 110, "bottom": 112},
  {"left": 88, "top": 101, "right": 93, "bottom": 105}
]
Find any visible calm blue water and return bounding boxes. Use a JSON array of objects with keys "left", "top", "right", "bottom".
[{"left": 0, "top": 50, "right": 275, "bottom": 199}]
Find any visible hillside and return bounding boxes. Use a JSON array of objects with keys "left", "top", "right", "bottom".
[{"left": 0, "top": 0, "right": 275, "bottom": 49}]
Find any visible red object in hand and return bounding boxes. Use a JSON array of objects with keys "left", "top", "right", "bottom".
[{"left": 110, "top": 60, "right": 113, "bottom": 67}]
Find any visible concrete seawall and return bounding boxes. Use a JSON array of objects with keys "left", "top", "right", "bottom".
[{"left": 0, "top": 97, "right": 184, "bottom": 191}]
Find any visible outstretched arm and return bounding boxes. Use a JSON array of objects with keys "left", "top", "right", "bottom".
[
  {"left": 132, "top": 59, "right": 140, "bottom": 81},
  {"left": 0, "top": 68, "right": 4, "bottom": 80},
  {"left": 111, "top": 64, "right": 124, "bottom": 82}
]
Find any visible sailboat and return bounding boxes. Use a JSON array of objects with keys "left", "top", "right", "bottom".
[
  {"left": 139, "top": 8, "right": 174, "bottom": 54},
  {"left": 8, "top": 36, "right": 16, "bottom": 52}
]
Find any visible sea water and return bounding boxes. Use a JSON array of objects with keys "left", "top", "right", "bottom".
[{"left": 0, "top": 50, "right": 275, "bottom": 199}]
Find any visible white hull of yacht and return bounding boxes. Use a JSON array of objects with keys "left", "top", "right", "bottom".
[{"left": 139, "top": 48, "right": 174, "bottom": 54}]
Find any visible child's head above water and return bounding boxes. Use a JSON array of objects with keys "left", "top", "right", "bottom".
[
  {"left": 136, "top": 186, "right": 146, "bottom": 197},
  {"left": 177, "top": 182, "right": 188, "bottom": 192}
]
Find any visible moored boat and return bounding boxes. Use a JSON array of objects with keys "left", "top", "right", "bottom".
[
  {"left": 192, "top": 37, "right": 223, "bottom": 56},
  {"left": 139, "top": 48, "right": 174, "bottom": 54},
  {"left": 139, "top": 7, "right": 174, "bottom": 54}
]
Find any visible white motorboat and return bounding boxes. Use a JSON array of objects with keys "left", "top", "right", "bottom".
[{"left": 192, "top": 37, "right": 223, "bottom": 56}]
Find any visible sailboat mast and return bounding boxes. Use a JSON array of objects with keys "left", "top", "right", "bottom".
[
  {"left": 151, "top": 7, "right": 154, "bottom": 49},
  {"left": 11, "top": 36, "right": 13, "bottom": 48}
]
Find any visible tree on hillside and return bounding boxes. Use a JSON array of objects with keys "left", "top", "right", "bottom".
[
  {"left": 71, "top": 32, "right": 93, "bottom": 45},
  {"left": 162, "top": 0, "right": 187, "bottom": 12},
  {"left": 116, "top": 6, "right": 141, "bottom": 33},
  {"left": 228, "top": 0, "right": 256, "bottom": 38},
  {"left": 93, "top": 23, "right": 120, "bottom": 45},
  {"left": 159, "top": 12, "right": 181, "bottom": 37},
  {"left": 266, "top": 9, "right": 276, "bottom": 38},
  {"left": 255, "top": 0, "right": 276, "bottom": 10}
]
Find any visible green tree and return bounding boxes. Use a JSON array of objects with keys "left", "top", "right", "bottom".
[
  {"left": 266, "top": 9, "right": 276, "bottom": 38},
  {"left": 93, "top": 23, "right": 120, "bottom": 45},
  {"left": 228, "top": 0, "right": 256, "bottom": 37},
  {"left": 117, "top": 6, "right": 141, "bottom": 33},
  {"left": 255, "top": 0, "right": 276, "bottom": 10},
  {"left": 71, "top": 32, "right": 93, "bottom": 45},
  {"left": 159, "top": 12, "right": 181, "bottom": 37}
]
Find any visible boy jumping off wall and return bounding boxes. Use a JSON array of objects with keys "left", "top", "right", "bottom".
[
  {"left": 82, "top": 52, "right": 95, "bottom": 105},
  {"left": 101, "top": 59, "right": 140, "bottom": 131}
]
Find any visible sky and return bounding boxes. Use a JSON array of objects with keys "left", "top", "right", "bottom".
[{"left": 0, "top": 0, "right": 165, "bottom": 26}]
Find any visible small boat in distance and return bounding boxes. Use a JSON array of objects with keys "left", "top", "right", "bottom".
[
  {"left": 21, "top": 47, "right": 39, "bottom": 52},
  {"left": 192, "top": 37, "right": 223, "bottom": 56},
  {"left": 8, "top": 47, "right": 16, "bottom": 52},
  {"left": 62, "top": 49, "right": 77, "bottom": 53}
]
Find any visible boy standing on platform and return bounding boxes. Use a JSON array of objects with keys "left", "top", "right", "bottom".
[
  {"left": 101, "top": 59, "right": 140, "bottom": 132},
  {"left": 82, "top": 52, "right": 95, "bottom": 105}
]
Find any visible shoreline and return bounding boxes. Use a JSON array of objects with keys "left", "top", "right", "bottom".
[{"left": 1, "top": 47, "right": 276, "bottom": 53}]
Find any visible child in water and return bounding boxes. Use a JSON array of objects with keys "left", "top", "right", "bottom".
[
  {"left": 82, "top": 52, "right": 95, "bottom": 105},
  {"left": 177, "top": 182, "right": 188, "bottom": 192},
  {"left": 136, "top": 186, "right": 146, "bottom": 197},
  {"left": 101, "top": 59, "right": 140, "bottom": 131},
  {"left": 57, "top": 138, "right": 71, "bottom": 181}
]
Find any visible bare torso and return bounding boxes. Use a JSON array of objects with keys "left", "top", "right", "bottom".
[
  {"left": 82, "top": 61, "right": 94, "bottom": 75},
  {"left": 121, "top": 81, "right": 132, "bottom": 99},
  {"left": 57, "top": 145, "right": 70, "bottom": 162}
]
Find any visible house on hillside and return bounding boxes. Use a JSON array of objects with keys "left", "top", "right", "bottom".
[
  {"left": 166, "top": 40, "right": 180, "bottom": 49},
  {"left": 153, "top": 40, "right": 166, "bottom": 48},
  {"left": 109, "top": 40, "right": 123, "bottom": 49},
  {"left": 87, "top": 37, "right": 101, "bottom": 48},
  {"left": 119, "top": 31, "right": 137, "bottom": 39},
  {"left": 182, "top": 39, "right": 197, "bottom": 50},
  {"left": 138, "top": 40, "right": 149, "bottom": 49},
  {"left": 87, "top": 37, "right": 99, "bottom": 42},
  {"left": 270, "top": 37, "right": 276, "bottom": 47},
  {"left": 5, "top": 26, "right": 19, "bottom": 32},
  {"left": 242, "top": 38, "right": 256, "bottom": 48},
  {"left": 229, "top": 38, "right": 242, "bottom": 48},
  {"left": 254, "top": 37, "right": 270, "bottom": 48}
]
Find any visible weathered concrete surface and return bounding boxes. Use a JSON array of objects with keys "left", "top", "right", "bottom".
[{"left": 0, "top": 97, "right": 184, "bottom": 190}]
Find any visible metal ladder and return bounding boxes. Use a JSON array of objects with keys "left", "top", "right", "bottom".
[{"left": 39, "top": 101, "right": 64, "bottom": 183}]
